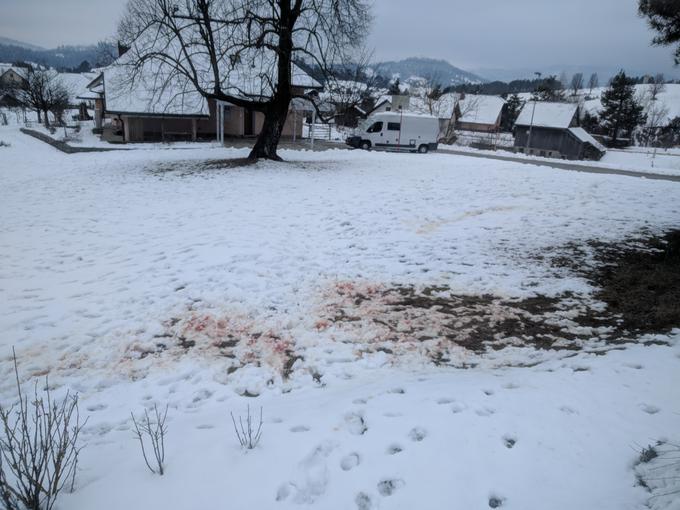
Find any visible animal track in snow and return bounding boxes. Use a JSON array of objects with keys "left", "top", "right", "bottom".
[
  {"left": 483, "top": 389, "right": 494, "bottom": 396},
  {"left": 559, "top": 405, "right": 578, "bottom": 415},
  {"left": 387, "top": 444, "right": 403, "bottom": 455},
  {"left": 503, "top": 436, "right": 517, "bottom": 449},
  {"left": 639, "top": 403, "right": 660, "bottom": 415},
  {"left": 450, "top": 402, "right": 467, "bottom": 414},
  {"left": 489, "top": 495, "right": 505, "bottom": 508},
  {"left": 377, "top": 479, "right": 405, "bottom": 496},
  {"left": 408, "top": 427, "right": 427, "bottom": 442},
  {"left": 86, "top": 403, "right": 107, "bottom": 412},
  {"left": 340, "top": 453, "right": 361, "bottom": 471},
  {"left": 291, "top": 425, "right": 311, "bottom": 433},
  {"left": 345, "top": 412, "right": 368, "bottom": 435},
  {"left": 436, "top": 397, "right": 455, "bottom": 405},
  {"left": 388, "top": 388, "right": 405, "bottom": 394},
  {"left": 355, "top": 492, "right": 373, "bottom": 510},
  {"left": 475, "top": 407, "right": 496, "bottom": 417}
]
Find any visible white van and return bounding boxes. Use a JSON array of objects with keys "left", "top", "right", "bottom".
[{"left": 346, "top": 112, "right": 440, "bottom": 153}]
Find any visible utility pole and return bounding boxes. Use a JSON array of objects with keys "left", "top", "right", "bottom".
[{"left": 526, "top": 72, "right": 542, "bottom": 154}]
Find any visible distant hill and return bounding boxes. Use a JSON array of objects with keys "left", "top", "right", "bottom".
[
  {"left": 372, "top": 57, "right": 485, "bottom": 86},
  {"left": 0, "top": 36, "right": 45, "bottom": 52},
  {"left": 0, "top": 39, "right": 115, "bottom": 71}
]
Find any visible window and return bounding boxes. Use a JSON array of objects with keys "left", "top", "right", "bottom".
[
  {"left": 367, "top": 121, "right": 383, "bottom": 133},
  {"left": 387, "top": 122, "right": 401, "bottom": 131}
]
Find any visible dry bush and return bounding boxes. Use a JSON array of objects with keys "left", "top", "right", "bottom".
[
  {"left": 0, "top": 350, "right": 86, "bottom": 510},
  {"left": 231, "top": 405, "right": 263, "bottom": 450},
  {"left": 131, "top": 404, "right": 168, "bottom": 475}
]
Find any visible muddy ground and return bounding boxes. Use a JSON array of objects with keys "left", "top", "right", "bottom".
[{"left": 321, "top": 230, "right": 680, "bottom": 360}]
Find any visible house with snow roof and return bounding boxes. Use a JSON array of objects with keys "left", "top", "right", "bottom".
[
  {"left": 0, "top": 64, "right": 29, "bottom": 90},
  {"left": 84, "top": 45, "right": 321, "bottom": 143},
  {"left": 514, "top": 102, "right": 606, "bottom": 161}
]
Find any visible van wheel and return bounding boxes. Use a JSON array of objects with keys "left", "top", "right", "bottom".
[
  {"left": 360, "top": 141, "right": 372, "bottom": 151},
  {"left": 418, "top": 144, "right": 429, "bottom": 154}
]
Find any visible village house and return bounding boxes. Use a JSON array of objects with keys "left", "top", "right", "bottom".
[
  {"left": 84, "top": 54, "right": 321, "bottom": 143},
  {"left": 514, "top": 102, "right": 606, "bottom": 160},
  {"left": 0, "top": 64, "right": 29, "bottom": 108}
]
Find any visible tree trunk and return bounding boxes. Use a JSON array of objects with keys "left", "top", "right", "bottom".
[
  {"left": 43, "top": 109, "right": 50, "bottom": 128},
  {"left": 36, "top": 109, "right": 42, "bottom": 124},
  {"left": 248, "top": 105, "right": 288, "bottom": 160}
]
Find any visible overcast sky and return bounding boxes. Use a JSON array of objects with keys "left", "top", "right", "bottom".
[{"left": 1, "top": 0, "right": 677, "bottom": 76}]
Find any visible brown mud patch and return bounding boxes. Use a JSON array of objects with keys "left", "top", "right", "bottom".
[{"left": 319, "top": 230, "right": 680, "bottom": 362}]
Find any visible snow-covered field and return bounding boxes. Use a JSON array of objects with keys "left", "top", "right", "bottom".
[{"left": 1, "top": 125, "right": 679, "bottom": 510}]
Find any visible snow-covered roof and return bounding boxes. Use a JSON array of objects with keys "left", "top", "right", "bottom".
[
  {"left": 104, "top": 64, "right": 209, "bottom": 116},
  {"left": 457, "top": 95, "right": 506, "bottom": 125},
  {"left": 0, "top": 64, "right": 29, "bottom": 81},
  {"left": 515, "top": 102, "right": 578, "bottom": 129},
  {"left": 103, "top": 39, "right": 320, "bottom": 116},
  {"left": 569, "top": 127, "right": 606, "bottom": 152},
  {"left": 56, "top": 72, "right": 99, "bottom": 103}
]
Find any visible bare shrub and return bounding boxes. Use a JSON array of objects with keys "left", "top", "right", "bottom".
[
  {"left": 131, "top": 404, "right": 168, "bottom": 475},
  {"left": 0, "top": 350, "right": 86, "bottom": 510},
  {"left": 231, "top": 406, "right": 263, "bottom": 450}
]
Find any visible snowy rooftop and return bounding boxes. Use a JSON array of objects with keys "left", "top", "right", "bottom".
[
  {"left": 515, "top": 102, "right": 578, "bottom": 129},
  {"left": 0, "top": 63, "right": 29, "bottom": 80},
  {"left": 569, "top": 127, "right": 606, "bottom": 152},
  {"left": 457, "top": 94, "right": 506, "bottom": 125}
]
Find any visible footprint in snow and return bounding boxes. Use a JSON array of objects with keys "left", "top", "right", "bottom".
[
  {"left": 386, "top": 444, "right": 403, "bottom": 455},
  {"left": 502, "top": 382, "right": 520, "bottom": 390},
  {"left": 483, "top": 389, "right": 494, "bottom": 396},
  {"left": 290, "top": 425, "right": 311, "bottom": 433},
  {"left": 408, "top": 427, "right": 427, "bottom": 442},
  {"left": 489, "top": 495, "right": 505, "bottom": 508},
  {"left": 436, "top": 397, "right": 455, "bottom": 405},
  {"left": 503, "top": 436, "right": 517, "bottom": 449},
  {"left": 639, "top": 403, "right": 660, "bottom": 415},
  {"left": 450, "top": 402, "right": 467, "bottom": 414},
  {"left": 475, "top": 407, "right": 496, "bottom": 417},
  {"left": 353, "top": 398, "right": 368, "bottom": 405},
  {"left": 355, "top": 492, "right": 373, "bottom": 510},
  {"left": 377, "top": 479, "right": 405, "bottom": 497},
  {"left": 624, "top": 363, "right": 644, "bottom": 370},
  {"left": 196, "top": 424, "right": 214, "bottom": 430},
  {"left": 388, "top": 388, "right": 406, "bottom": 395},
  {"left": 86, "top": 403, "right": 107, "bottom": 412},
  {"left": 340, "top": 453, "right": 361, "bottom": 471},
  {"left": 345, "top": 412, "right": 368, "bottom": 435},
  {"left": 559, "top": 405, "right": 578, "bottom": 415}
]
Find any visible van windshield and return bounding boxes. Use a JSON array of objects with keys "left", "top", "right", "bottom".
[{"left": 366, "top": 121, "right": 383, "bottom": 133}]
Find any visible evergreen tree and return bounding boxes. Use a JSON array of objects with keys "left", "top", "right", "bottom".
[
  {"left": 599, "top": 71, "right": 647, "bottom": 145},
  {"left": 531, "top": 76, "right": 565, "bottom": 102},
  {"left": 389, "top": 78, "right": 401, "bottom": 95},
  {"left": 501, "top": 93, "right": 522, "bottom": 131},
  {"left": 639, "top": 0, "right": 680, "bottom": 64}
]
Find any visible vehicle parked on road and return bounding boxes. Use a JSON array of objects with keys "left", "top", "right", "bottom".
[{"left": 346, "top": 112, "right": 439, "bottom": 153}]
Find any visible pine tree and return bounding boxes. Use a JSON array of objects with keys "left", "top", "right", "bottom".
[
  {"left": 501, "top": 93, "right": 522, "bottom": 131},
  {"left": 639, "top": 0, "right": 680, "bottom": 64},
  {"left": 599, "top": 71, "right": 647, "bottom": 145}
]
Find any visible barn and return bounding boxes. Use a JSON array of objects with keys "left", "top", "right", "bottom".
[{"left": 514, "top": 102, "right": 606, "bottom": 161}]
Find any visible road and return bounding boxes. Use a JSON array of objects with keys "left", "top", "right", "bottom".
[{"left": 439, "top": 147, "right": 680, "bottom": 183}]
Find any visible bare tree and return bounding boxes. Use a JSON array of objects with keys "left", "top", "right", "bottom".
[
  {"left": 323, "top": 51, "right": 380, "bottom": 127},
  {"left": 0, "top": 350, "right": 86, "bottom": 510},
  {"left": 650, "top": 73, "right": 666, "bottom": 101},
  {"left": 131, "top": 404, "right": 168, "bottom": 476},
  {"left": 20, "top": 70, "right": 71, "bottom": 128},
  {"left": 570, "top": 72, "right": 584, "bottom": 96},
  {"left": 441, "top": 94, "right": 480, "bottom": 143},
  {"left": 117, "top": 0, "right": 371, "bottom": 160},
  {"left": 588, "top": 73, "right": 599, "bottom": 96}
]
